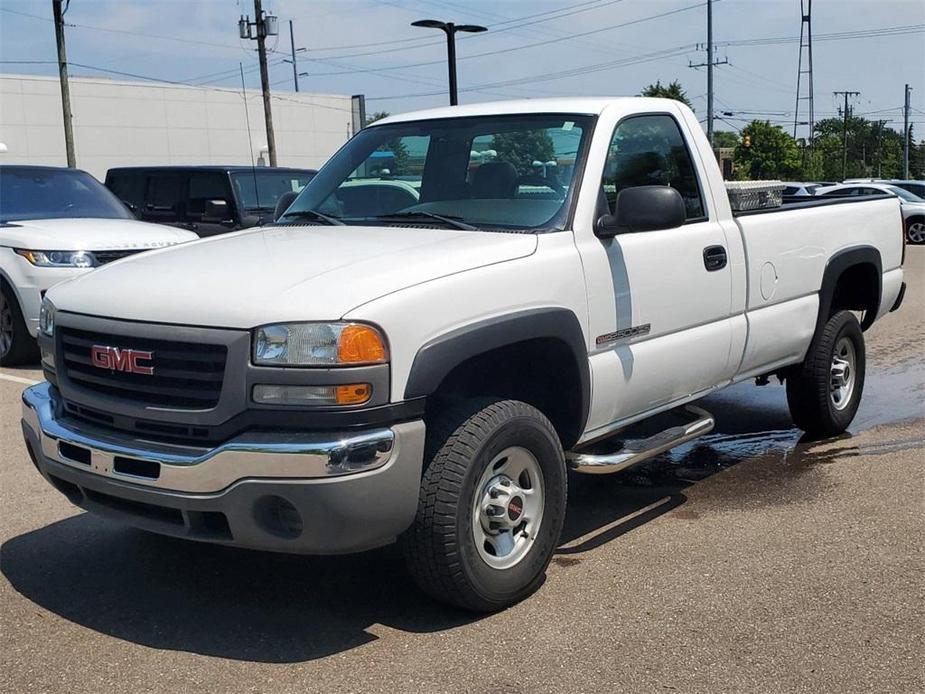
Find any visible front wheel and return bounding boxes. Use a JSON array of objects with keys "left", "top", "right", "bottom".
[
  {"left": 0, "top": 287, "right": 39, "bottom": 366},
  {"left": 786, "top": 310, "right": 865, "bottom": 437},
  {"left": 402, "top": 398, "right": 567, "bottom": 612},
  {"left": 906, "top": 219, "right": 925, "bottom": 245}
]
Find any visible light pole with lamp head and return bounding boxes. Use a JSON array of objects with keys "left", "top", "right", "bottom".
[{"left": 411, "top": 20, "right": 486, "bottom": 106}]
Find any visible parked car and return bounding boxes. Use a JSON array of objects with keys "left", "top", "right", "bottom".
[
  {"left": 842, "top": 178, "right": 925, "bottom": 198},
  {"left": 24, "top": 98, "right": 904, "bottom": 611},
  {"left": 816, "top": 182, "right": 925, "bottom": 244},
  {"left": 780, "top": 182, "right": 821, "bottom": 197},
  {"left": 105, "top": 166, "right": 316, "bottom": 236},
  {"left": 0, "top": 165, "right": 196, "bottom": 365},
  {"left": 885, "top": 179, "right": 925, "bottom": 198}
]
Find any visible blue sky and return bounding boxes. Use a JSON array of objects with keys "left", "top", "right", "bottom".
[{"left": 1, "top": 0, "right": 923, "bottom": 139}]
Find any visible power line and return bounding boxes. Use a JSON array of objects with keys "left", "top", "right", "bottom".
[
  {"left": 308, "top": 1, "right": 707, "bottom": 74},
  {"left": 718, "top": 23, "right": 924, "bottom": 48},
  {"left": 366, "top": 44, "right": 693, "bottom": 101}
]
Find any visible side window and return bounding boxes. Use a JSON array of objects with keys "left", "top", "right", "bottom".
[
  {"left": 602, "top": 114, "right": 705, "bottom": 221},
  {"left": 107, "top": 173, "right": 145, "bottom": 210},
  {"left": 187, "top": 173, "right": 232, "bottom": 218},
  {"left": 144, "top": 174, "right": 184, "bottom": 212}
]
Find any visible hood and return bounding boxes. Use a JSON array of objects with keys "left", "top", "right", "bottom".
[
  {"left": 48, "top": 224, "right": 538, "bottom": 328},
  {"left": 0, "top": 218, "right": 198, "bottom": 250}
]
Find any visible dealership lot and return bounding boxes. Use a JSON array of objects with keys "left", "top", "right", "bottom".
[{"left": 1, "top": 249, "right": 922, "bottom": 693}]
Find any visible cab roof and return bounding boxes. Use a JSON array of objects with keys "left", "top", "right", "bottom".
[{"left": 372, "top": 97, "right": 685, "bottom": 125}]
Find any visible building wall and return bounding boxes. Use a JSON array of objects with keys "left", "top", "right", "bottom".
[{"left": 0, "top": 74, "right": 352, "bottom": 179}]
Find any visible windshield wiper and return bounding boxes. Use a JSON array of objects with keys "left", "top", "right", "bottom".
[
  {"left": 279, "top": 209, "right": 345, "bottom": 226},
  {"left": 372, "top": 211, "right": 479, "bottom": 231}
]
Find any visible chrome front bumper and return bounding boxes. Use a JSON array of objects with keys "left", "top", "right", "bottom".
[
  {"left": 22, "top": 382, "right": 409, "bottom": 493},
  {"left": 21, "top": 383, "right": 426, "bottom": 554}
]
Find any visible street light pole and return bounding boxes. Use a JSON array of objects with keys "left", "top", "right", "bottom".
[{"left": 411, "top": 20, "right": 486, "bottom": 106}]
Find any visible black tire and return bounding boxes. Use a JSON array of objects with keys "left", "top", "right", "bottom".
[
  {"left": 786, "top": 310, "right": 865, "bottom": 437},
  {"left": 0, "top": 286, "right": 39, "bottom": 367},
  {"left": 402, "top": 398, "right": 567, "bottom": 612}
]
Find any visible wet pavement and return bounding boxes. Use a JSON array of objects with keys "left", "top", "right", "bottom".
[{"left": 0, "top": 248, "right": 922, "bottom": 693}]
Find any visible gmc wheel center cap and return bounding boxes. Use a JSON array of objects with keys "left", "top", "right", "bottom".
[{"left": 507, "top": 496, "right": 524, "bottom": 521}]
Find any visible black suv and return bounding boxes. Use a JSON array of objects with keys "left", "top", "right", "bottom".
[{"left": 105, "top": 166, "right": 316, "bottom": 236}]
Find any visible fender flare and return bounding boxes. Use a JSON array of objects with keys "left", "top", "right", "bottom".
[
  {"left": 817, "top": 245, "right": 882, "bottom": 332},
  {"left": 403, "top": 307, "right": 591, "bottom": 435}
]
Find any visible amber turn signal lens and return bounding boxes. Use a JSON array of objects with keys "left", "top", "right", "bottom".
[
  {"left": 337, "top": 324, "right": 387, "bottom": 364},
  {"left": 335, "top": 383, "right": 372, "bottom": 405}
]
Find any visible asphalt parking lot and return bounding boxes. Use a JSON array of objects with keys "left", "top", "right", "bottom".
[{"left": 1, "top": 249, "right": 922, "bottom": 694}]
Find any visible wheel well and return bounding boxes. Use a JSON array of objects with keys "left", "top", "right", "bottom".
[
  {"left": 906, "top": 214, "right": 924, "bottom": 227},
  {"left": 830, "top": 262, "right": 879, "bottom": 328},
  {"left": 428, "top": 338, "right": 584, "bottom": 449}
]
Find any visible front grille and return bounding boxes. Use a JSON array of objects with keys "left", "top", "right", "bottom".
[
  {"left": 92, "top": 249, "right": 145, "bottom": 265},
  {"left": 59, "top": 327, "right": 227, "bottom": 409}
]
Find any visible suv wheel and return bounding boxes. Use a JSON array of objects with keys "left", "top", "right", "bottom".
[
  {"left": 906, "top": 219, "right": 925, "bottom": 245},
  {"left": 0, "top": 287, "right": 39, "bottom": 366},
  {"left": 402, "top": 398, "right": 567, "bottom": 612}
]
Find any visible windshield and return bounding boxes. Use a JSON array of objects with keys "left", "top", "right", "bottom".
[
  {"left": 286, "top": 113, "right": 594, "bottom": 231},
  {"left": 885, "top": 185, "right": 924, "bottom": 203},
  {"left": 0, "top": 167, "right": 133, "bottom": 223},
  {"left": 231, "top": 170, "right": 316, "bottom": 211}
]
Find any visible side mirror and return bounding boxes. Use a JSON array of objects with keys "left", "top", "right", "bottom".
[
  {"left": 595, "top": 185, "right": 686, "bottom": 238},
  {"left": 203, "top": 199, "right": 232, "bottom": 223},
  {"left": 273, "top": 190, "right": 299, "bottom": 222}
]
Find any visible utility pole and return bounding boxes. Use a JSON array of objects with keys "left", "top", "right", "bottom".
[
  {"left": 707, "top": 0, "right": 713, "bottom": 147},
  {"left": 688, "top": 0, "right": 727, "bottom": 147},
  {"left": 904, "top": 84, "right": 912, "bottom": 179},
  {"left": 876, "top": 120, "right": 886, "bottom": 178},
  {"left": 793, "top": 0, "right": 814, "bottom": 146},
  {"left": 239, "top": 2, "right": 278, "bottom": 166},
  {"left": 52, "top": 0, "right": 75, "bottom": 167},
  {"left": 289, "top": 20, "right": 299, "bottom": 92},
  {"left": 834, "top": 90, "right": 860, "bottom": 180}
]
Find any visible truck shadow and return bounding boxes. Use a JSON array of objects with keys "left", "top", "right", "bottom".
[{"left": 0, "top": 380, "right": 899, "bottom": 664}]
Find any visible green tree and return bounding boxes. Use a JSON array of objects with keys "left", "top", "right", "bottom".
[
  {"left": 713, "top": 130, "right": 739, "bottom": 148},
  {"left": 811, "top": 116, "right": 905, "bottom": 180},
  {"left": 490, "top": 129, "right": 555, "bottom": 175},
  {"left": 639, "top": 80, "right": 693, "bottom": 110},
  {"left": 734, "top": 120, "right": 802, "bottom": 180}
]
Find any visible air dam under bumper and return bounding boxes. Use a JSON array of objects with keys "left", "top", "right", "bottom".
[{"left": 21, "top": 382, "right": 426, "bottom": 555}]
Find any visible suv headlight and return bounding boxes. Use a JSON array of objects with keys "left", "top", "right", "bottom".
[
  {"left": 15, "top": 249, "right": 96, "bottom": 268},
  {"left": 39, "top": 298, "right": 56, "bottom": 337},
  {"left": 253, "top": 322, "right": 388, "bottom": 366}
]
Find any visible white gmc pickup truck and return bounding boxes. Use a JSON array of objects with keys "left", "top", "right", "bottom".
[{"left": 22, "top": 98, "right": 906, "bottom": 611}]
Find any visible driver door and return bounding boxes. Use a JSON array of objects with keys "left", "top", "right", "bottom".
[{"left": 576, "top": 113, "right": 736, "bottom": 435}]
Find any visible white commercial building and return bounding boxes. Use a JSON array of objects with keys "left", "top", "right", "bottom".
[{"left": 0, "top": 73, "right": 355, "bottom": 179}]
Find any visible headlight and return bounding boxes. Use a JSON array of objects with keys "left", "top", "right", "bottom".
[
  {"left": 253, "top": 322, "right": 387, "bottom": 366},
  {"left": 15, "top": 249, "right": 96, "bottom": 268},
  {"left": 39, "top": 298, "right": 56, "bottom": 337}
]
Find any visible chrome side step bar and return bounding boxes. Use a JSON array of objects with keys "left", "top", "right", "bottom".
[{"left": 567, "top": 405, "right": 715, "bottom": 475}]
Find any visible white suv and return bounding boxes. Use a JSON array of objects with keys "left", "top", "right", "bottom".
[{"left": 1, "top": 165, "right": 197, "bottom": 364}]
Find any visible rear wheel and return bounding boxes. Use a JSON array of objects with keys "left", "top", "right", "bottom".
[
  {"left": 906, "top": 219, "right": 925, "bottom": 245},
  {"left": 786, "top": 311, "right": 865, "bottom": 437},
  {"left": 402, "top": 398, "right": 567, "bottom": 612},
  {"left": 0, "top": 287, "right": 39, "bottom": 366}
]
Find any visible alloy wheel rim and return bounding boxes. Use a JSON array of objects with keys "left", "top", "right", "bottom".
[
  {"left": 908, "top": 222, "right": 925, "bottom": 244},
  {"left": 830, "top": 336, "right": 857, "bottom": 411},
  {"left": 471, "top": 446, "right": 545, "bottom": 570},
  {"left": 0, "top": 293, "right": 13, "bottom": 357}
]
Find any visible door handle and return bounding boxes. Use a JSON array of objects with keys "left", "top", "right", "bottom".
[{"left": 703, "top": 245, "right": 727, "bottom": 271}]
